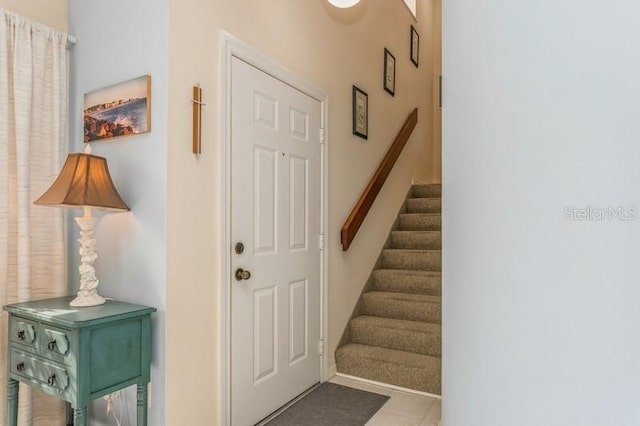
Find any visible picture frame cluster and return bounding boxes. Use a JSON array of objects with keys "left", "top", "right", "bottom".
[{"left": 352, "top": 24, "right": 420, "bottom": 140}]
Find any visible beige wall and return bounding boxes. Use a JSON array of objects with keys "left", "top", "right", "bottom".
[
  {"left": 0, "top": 0, "right": 67, "bottom": 31},
  {"left": 166, "top": 1, "right": 439, "bottom": 424}
]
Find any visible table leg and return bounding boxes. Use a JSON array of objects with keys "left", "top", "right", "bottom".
[
  {"left": 6, "top": 378, "right": 19, "bottom": 426},
  {"left": 73, "top": 406, "right": 87, "bottom": 426},
  {"left": 137, "top": 383, "right": 148, "bottom": 426}
]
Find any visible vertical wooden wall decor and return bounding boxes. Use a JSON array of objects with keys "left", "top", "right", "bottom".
[{"left": 192, "top": 85, "right": 204, "bottom": 154}]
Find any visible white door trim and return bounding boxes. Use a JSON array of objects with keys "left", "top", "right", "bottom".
[{"left": 219, "top": 31, "right": 330, "bottom": 426}]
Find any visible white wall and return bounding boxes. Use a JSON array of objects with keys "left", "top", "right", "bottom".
[
  {"left": 68, "top": 0, "right": 168, "bottom": 424},
  {"left": 443, "top": 1, "right": 640, "bottom": 425},
  {"left": 166, "top": 0, "right": 438, "bottom": 424}
]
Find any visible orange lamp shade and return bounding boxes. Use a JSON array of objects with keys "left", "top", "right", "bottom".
[{"left": 34, "top": 153, "right": 129, "bottom": 211}]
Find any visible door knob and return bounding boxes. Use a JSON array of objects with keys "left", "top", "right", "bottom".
[{"left": 235, "top": 268, "right": 251, "bottom": 281}]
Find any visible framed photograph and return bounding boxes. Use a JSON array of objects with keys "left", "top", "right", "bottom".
[
  {"left": 84, "top": 75, "right": 151, "bottom": 142},
  {"left": 352, "top": 86, "right": 368, "bottom": 140},
  {"left": 384, "top": 48, "right": 396, "bottom": 97},
  {"left": 411, "top": 25, "right": 420, "bottom": 67}
]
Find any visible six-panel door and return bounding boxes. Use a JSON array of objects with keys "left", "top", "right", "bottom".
[{"left": 231, "top": 56, "right": 323, "bottom": 426}]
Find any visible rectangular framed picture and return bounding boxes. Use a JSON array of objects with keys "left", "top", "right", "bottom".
[
  {"left": 411, "top": 25, "right": 420, "bottom": 68},
  {"left": 384, "top": 48, "right": 396, "bottom": 97},
  {"left": 352, "top": 86, "right": 368, "bottom": 140},
  {"left": 84, "top": 75, "right": 151, "bottom": 142}
]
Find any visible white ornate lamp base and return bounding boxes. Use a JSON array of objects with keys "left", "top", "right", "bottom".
[
  {"left": 71, "top": 208, "right": 106, "bottom": 307},
  {"left": 70, "top": 291, "right": 106, "bottom": 307}
]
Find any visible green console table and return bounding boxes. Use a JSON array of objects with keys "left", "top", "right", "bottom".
[{"left": 4, "top": 297, "right": 156, "bottom": 426}]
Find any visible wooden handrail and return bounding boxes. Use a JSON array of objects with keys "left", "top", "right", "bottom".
[{"left": 341, "top": 108, "right": 418, "bottom": 251}]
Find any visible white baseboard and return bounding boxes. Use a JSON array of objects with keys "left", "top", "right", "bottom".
[
  {"left": 325, "top": 362, "right": 337, "bottom": 381},
  {"left": 334, "top": 372, "right": 442, "bottom": 399}
]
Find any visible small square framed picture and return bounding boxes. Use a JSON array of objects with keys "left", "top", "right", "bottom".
[
  {"left": 411, "top": 25, "right": 420, "bottom": 67},
  {"left": 352, "top": 86, "right": 368, "bottom": 140},
  {"left": 384, "top": 48, "right": 396, "bottom": 97}
]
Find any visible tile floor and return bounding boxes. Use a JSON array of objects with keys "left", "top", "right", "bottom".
[{"left": 328, "top": 375, "right": 441, "bottom": 426}]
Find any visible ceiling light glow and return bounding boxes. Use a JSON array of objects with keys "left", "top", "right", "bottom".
[{"left": 328, "top": 0, "right": 360, "bottom": 8}]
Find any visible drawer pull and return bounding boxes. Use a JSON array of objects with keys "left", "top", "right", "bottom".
[
  {"left": 17, "top": 330, "right": 25, "bottom": 340},
  {"left": 47, "top": 339, "right": 57, "bottom": 351},
  {"left": 47, "top": 374, "right": 56, "bottom": 386},
  {"left": 16, "top": 362, "right": 25, "bottom": 372}
]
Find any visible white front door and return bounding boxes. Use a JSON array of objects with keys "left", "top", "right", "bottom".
[{"left": 230, "top": 56, "right": 323, "bottom": 426}]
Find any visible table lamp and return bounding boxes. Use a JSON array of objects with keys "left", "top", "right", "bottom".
[{"left": 34, "top": 145, "right": 129, "bottom": 307}]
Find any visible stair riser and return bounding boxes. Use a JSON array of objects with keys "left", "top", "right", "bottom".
[
  {"left": 391, "top": 232, "right": 441, "bottom": 250},
  {"left": 406, "top": 198, "right": 441, "bottom": 214},
  {"left": 382, "top": 251, "right": 441, "bottom": 271},
  {"left": 372, "top": 272, "right": 441, "bottom": 296},
  {"left": 398, "top": 215, "right": 441, "bottom": 231},
  {"left": 336, "top": 349, "right": 441, "bottom": 394},
  {"left": 412, "top": 185, "right": 441, "bottom": 198},
  {"left": 361, "top": 296, "right": 441, "bottom": 323},
  {"left": 350, "top": 323, "right": 441, "bottom": 357}
]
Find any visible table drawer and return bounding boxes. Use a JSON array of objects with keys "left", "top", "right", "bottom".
[
  {"left": 9, "top": 318, "right": 37, "bottom": 348},
  {"left": 41, "top": 326, "right": 71, "bottom": 357},
  {"left": 10, "top": 349, "right": 70, "bottom": 393}
]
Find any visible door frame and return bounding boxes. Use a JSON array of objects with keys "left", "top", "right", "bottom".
[{"left": 219, "top": 31, "right": 330, "bottom": 426}]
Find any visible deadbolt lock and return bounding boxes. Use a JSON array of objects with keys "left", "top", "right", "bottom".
[{"left": 234, "top": 242, "right": 245, "bottom": 255}]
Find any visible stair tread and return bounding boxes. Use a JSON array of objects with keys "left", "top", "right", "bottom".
[
  {"left": 352, "top": 315, "right": 441, "bottom": 334},
  {"left": 383, "top": 248, "right": 442, "bottom": 253},
  {"left": 362, "top": 291, "right": 441, "bottom": 323},
  {"left": 382, "top": 248, "right": 442, "bottom": 258},
  {"left": 391, "top": 230, "right": 441, "bottom": 235},
  {"left": 381, "top": 249, "right": 442, "bottom": 271},
  {"left": 411, "top": 184, "right": 442, "bottom": 199},
  {"left": 364, "top": 291, "right": 441, "bottom": 304},
  {"left": 350, "top": 315, "right": 442, "bottom": 357},
  {"left": 374, "top": 269, "right": 441, "bottom": 277},
  {"left": 405, "top": 198, "right": 441, "bottom": 213},
  {"left": 372, "top": 269, "right": 441, "bottom": 296},
  {"left": 397, "top": 213, "right": 441, "bottom": 232},
  {"left": 399, "top": 213, "right": 441, "bottom": 217},
  {"left": 337, "top": 343, "right": 441, "bottom": 367},
  {"left": 336, "top": 343, "right": 441, "bottom": 393}
]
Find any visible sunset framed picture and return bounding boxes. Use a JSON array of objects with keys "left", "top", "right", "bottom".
[{"left": 84, "top": 75, "right": 151, "bottom": 142}]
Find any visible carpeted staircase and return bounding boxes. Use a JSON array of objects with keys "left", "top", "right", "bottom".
[{"left": 336, "top": 184, "right": 442, "bottom": 395}]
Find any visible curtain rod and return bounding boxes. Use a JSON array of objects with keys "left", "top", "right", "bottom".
[{"left": 68, "top": 34, "right": 77, "bottom": 45}]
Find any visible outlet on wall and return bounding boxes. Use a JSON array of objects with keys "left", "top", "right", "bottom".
[{"left": 103, "top": 391, "right": 121, "bottom": 416}]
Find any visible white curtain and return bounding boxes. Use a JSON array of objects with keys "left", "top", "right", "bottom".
[{"left": 0, "top": 9, "right": 68, "bottom": 425}]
